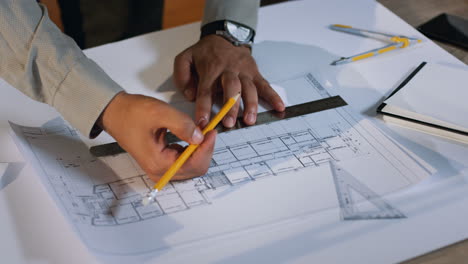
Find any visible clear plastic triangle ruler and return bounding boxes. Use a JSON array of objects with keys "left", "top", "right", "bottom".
[{"left": 330, "top": 161, "right": 406, "bottom": 220}]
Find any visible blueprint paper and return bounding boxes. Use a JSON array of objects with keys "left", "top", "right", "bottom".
[
  {"left": 0, "top": 163, "right": 7, "bottom": 178},
  {"left": 10, "top": 72, "right": 430, "bottom": 255},
  {"left": 0, "top": 162, "right": 9, "bottom": 190},
  {"left": 0, "top": 162, "right": 22, "bottom": 190}
]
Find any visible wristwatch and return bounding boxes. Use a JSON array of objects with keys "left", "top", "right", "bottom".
[{"left": 201, "top": 20, "right": 255, "bottom": 48}]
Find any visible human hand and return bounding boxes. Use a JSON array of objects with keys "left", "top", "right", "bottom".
[
  {"left": 173, "top": 35, "right": 285, "bottom": 128},
  {"left": 99, "top": 92, "right": 216, "bottom": 182}
]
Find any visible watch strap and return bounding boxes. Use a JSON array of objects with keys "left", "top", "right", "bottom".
[{"left": 201, "top": 20, "right": 255, "bottom": 42}]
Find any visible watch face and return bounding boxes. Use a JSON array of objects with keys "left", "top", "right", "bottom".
[{"left": 226, "top": 21, "right": 252, "bottom": 42}]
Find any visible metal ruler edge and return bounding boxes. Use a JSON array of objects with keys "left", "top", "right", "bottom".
[{"left": 89, "top": 95, "right": 347, "bottom": 157}]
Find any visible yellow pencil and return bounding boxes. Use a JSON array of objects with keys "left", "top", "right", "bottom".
[{"left": 142, "top": 92, "right": 241, "bottom": 206}]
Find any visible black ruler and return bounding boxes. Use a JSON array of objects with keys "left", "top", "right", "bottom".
[{"left": 90, "top": 95, "right": 347, "bottom": 157}]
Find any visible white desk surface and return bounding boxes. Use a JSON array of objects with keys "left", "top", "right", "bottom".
[{"left": 1, "top": 0, "right": 467, "bottom": 263}]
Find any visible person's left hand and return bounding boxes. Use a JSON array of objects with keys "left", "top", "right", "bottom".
[{"left": 173, "top": 35, "right": 285, "bottom": 128}]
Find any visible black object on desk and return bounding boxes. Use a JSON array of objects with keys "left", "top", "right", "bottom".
[{"left": 418, "top": 13, "right": 468, "bottom": 50}]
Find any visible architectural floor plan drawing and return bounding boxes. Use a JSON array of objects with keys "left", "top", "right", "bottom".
[
  {"left": 10, "top": 72, "right": 430, "bottom": 254},
  {"left": 26, "top": 115, "right": 368, "bottom": 227}
]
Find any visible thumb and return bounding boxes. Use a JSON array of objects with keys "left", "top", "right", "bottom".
[{"left": 160, "top": 106, "right": 204, "bottom": 145}]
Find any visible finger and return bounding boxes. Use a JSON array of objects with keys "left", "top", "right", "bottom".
[
  {"left": 146, "top": 147, "right": 179, "bottom": 182},
  {"left": 173, "top": 49, "right": 197, "bottom": 101},
  {"left": 221, "top": 71, "right": 241, "bottom": 128},
  {"left": 153, "top": 128, "right": 167, "bottom": 148},
  {"left": 156, "top": 102, "right": 204, "bottom": 145},
  {"left": 144, "top": 104, "right": 204, "bottom": 181},
  {"left": 167, "top": 143, "right": 186, "bottom": 153},
  {"left": 195, "top": 67, "right": 222, "bottom": 128},
  {"left": 254, "top": 76, "right": 285, "bottom": 112},
  {"left": 173, "top": 130, "right": 217, "bottom": 180},
  {"left": 239, "top": 76, "right": 258, "bottom": 125},
  {"left": 145, "top": 140, "right": 190, "bottom": 182},
  {"left": 138, "top": 137, "right": 178, "bottom": 182}
]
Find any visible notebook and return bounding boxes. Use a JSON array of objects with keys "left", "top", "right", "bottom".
[{"left": 377, "top": 62, "right": 468, "bottom": 143}]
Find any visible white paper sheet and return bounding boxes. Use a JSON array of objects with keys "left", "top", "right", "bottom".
[{"left": 10, "top": 71, "right": 430, "bottom": 255}]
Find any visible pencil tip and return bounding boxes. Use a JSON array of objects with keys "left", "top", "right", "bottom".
[
  {"left": 331, "top": 57, "right": 346, "bottom": 66},
  {"left": 142, "top": 197, "right": 151, "bottom": 206},
  {"left": 142, "top": 189, "right": 159, "bottom": 206},
  {"left": 233, "top": 93, "right": 241, "bottom": 102}
]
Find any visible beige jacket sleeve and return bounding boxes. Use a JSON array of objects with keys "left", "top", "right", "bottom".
[
  {"left": 202, "top": 0, "right": 260, "bottom": 30},
  {"left": 0, "top": 0, "right": 123, "bottom": 138}
]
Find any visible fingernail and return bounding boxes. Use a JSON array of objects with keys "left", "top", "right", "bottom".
[
  {"left": 197, "top": 117, "right": 207, "bottom": 127},
  {"left": 225, "top": 116, "right": 235, "bottom": 127},
  {"left": 184, "top": 89, "right": 193, "bottom": 99},
  {"left": 277, "top": 102, "right": 285, "bottom": 110},
  {"left": 191, "top": 127, "right": 203, "bottom": 143},
  {"left": 246, "top": 113, "right": 256, "bottom": 124}
]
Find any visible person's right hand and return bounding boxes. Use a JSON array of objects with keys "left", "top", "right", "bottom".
[{"left": 98, "top": 92, "right": 216, "bottom": 182}]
